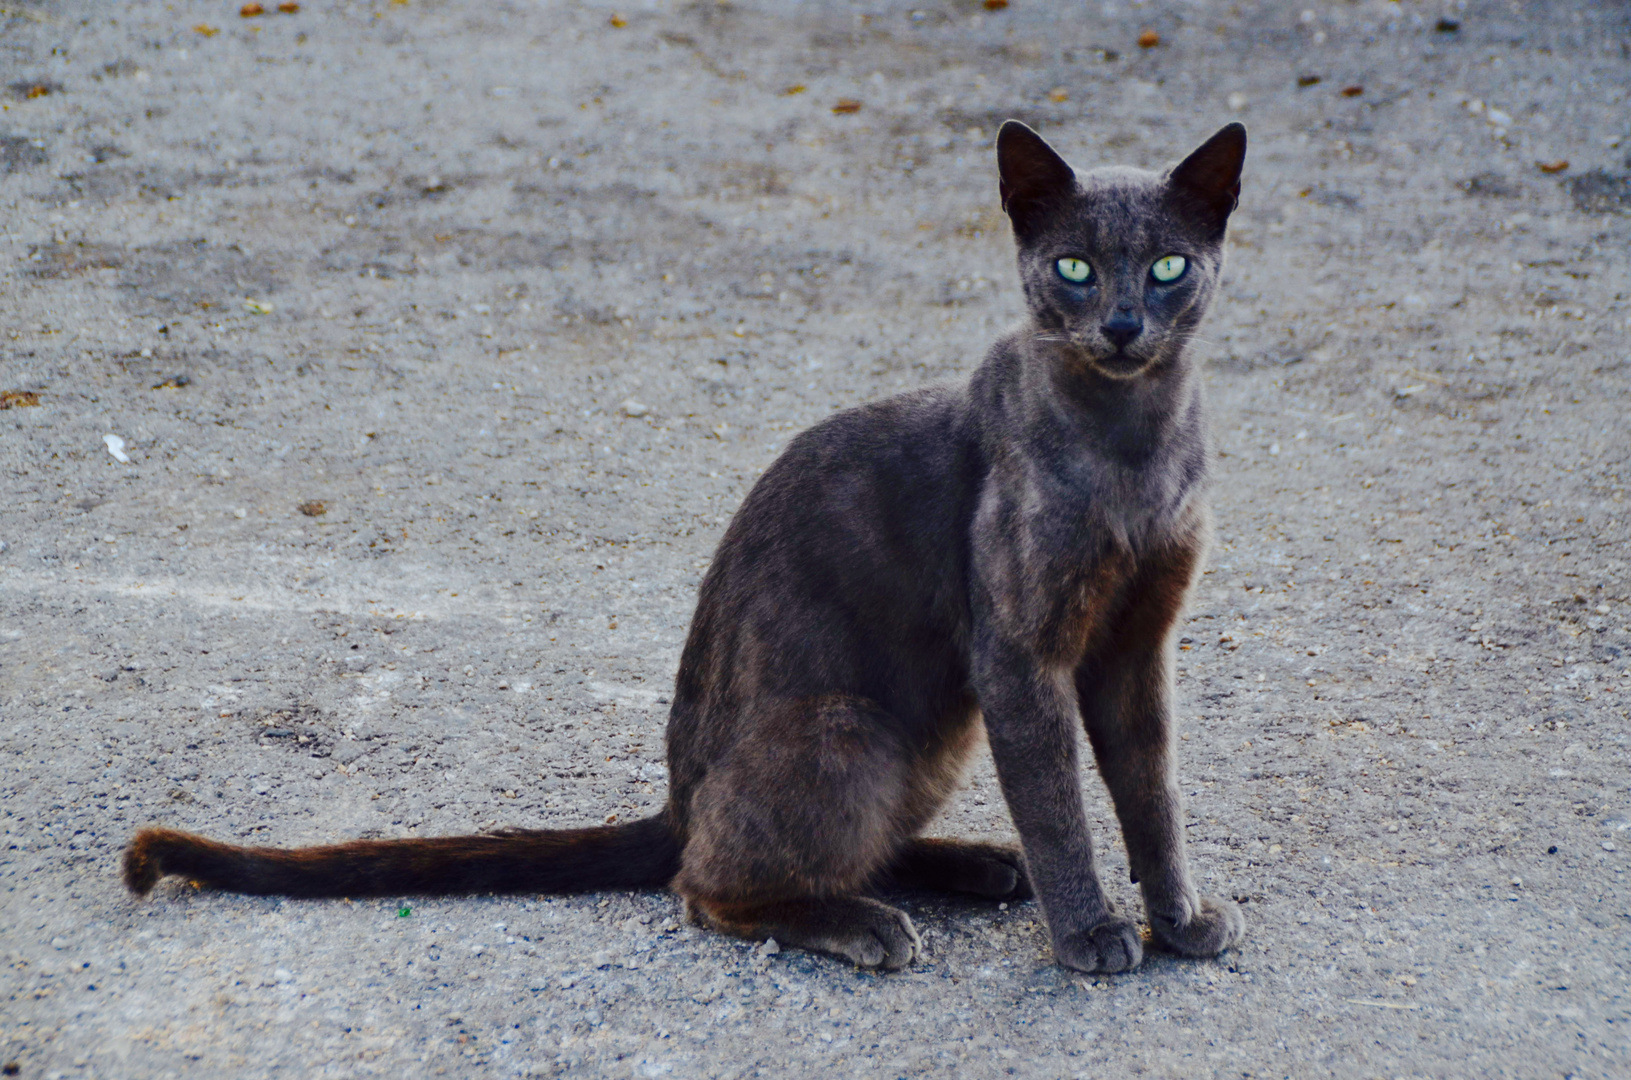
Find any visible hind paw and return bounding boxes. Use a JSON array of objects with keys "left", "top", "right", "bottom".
[{"left": 885, "top": 838, "right": 1033, "bottom": 901}]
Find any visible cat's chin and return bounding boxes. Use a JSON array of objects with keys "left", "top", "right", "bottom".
[{"left": 1083, "top": 349, "right": 1157, "bottom": 381}]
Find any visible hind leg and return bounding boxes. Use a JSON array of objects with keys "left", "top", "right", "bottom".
[
  {"left": 877, "top": 838, "right": 1032, "bottom": 900},
  {"left": 672, "top": 695, "right": 923, "bottom": 969},
  {"left": 690, "top": 895, "right": 921, "bottom": 970}
]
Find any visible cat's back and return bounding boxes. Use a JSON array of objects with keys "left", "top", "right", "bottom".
[
  {"left": 724, "top": 383, "right": 981, "bottom": 565},
  {"left": 670, "top": 384, "right": 983, "bottom": 707}
]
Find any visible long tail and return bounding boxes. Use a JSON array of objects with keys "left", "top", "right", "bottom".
[{"left": 122, "top": 814, "right": 681, "bottom": 899}]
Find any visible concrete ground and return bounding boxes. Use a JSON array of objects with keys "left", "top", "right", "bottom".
[{"left": 3, "top": 0, "right": 1630, "bottom": 1076}]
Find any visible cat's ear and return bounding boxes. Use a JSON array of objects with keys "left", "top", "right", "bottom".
[
  {"left": 997, "top": 121, "right": 1077, "bottom": 236},
  {"left": 1166, "top": 123, "right": 1247, "bottom": 233}
]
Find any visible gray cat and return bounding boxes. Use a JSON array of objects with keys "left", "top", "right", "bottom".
[{"left": 125, "top": 121, "right": 1248, "bottom": 975}]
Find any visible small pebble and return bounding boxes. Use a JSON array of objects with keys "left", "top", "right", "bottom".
[
  {"left": 51, "top": 937, "right": 67, "bottom": 950},
  {"left": 620, "top": 399, "right": 649, "bottom": 418}
]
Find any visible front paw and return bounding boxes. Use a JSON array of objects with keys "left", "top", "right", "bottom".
[
  {"left": 1148, "top": 894, "right": 1245, "bottom": 957},
  {"left": 1053, "top": 916, "right": 1143, "bottom": 974}
]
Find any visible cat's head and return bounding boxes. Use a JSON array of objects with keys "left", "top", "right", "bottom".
[{"left": 996, "top": 121, "right": 1246, "bottom": 380}]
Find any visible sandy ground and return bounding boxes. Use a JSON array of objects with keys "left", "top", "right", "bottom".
[{"left": 3, "top": 0, "right": 1630, "bottom": 1076}]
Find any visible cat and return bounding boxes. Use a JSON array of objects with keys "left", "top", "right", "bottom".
[{"left": 125, "top": 119, "right": 1248, "bottom": 974}]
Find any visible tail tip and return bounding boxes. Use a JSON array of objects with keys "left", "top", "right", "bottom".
[{"left": 123, "top": 828, "right": 181, "bottom": 896}]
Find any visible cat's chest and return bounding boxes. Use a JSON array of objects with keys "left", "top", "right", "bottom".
[
  {"left": 971, "top": 466, "right": 1205, "bottom": 658},
  {"left": 971, "top": 407, "right": 1207, "bottom": 599},
  {"left": 1035, "top": 450, "right": 1200, "bottom": 553}
]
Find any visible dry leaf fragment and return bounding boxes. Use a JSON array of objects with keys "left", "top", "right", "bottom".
[
  {"left": 298, "top": 500, "right": 327, "bottom": 517},
  {"left": 1296, "top": 74, "right": 1322, "bottom": 87},
  {"left": 1047, "top": 87, "right": 1069, "bottom": 103},
  {"left": 983, "top": 0, "right": 1009, "bottom": 10},
  {"left": 240, "top": 3, "right": 264, "bottom": 16},
  {"left": 194, "top": 24, "right": 219, "bottom": 36},
  {"left": 608, "top": 14, "right": 626, "bottom": 28},
  {"left": 1137, "top": 29, "right": 1160, "bottom": 48},
  {"left": 23, "top": 84, "right": 50, "bottom": 99},
  {"left": 781, "top": 84, "right": 807, "bottom": 96},
  {"left": 832, "top": 99, "right": 862, "bottom": 114},
  {"left": 278, "top": 2, "right": 300, "bottom": 12},
  {"left": 1536, "top": 159, "right": 1569, "bottom": 175},
  {"left": 1340, "top": 85, "right": 1364, "bottom": 97},
  {"left": 0, "top": 390, "right": 41, "bottom": 408}
]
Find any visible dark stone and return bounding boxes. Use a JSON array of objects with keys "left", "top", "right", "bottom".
[
  {"left": 1568, "top": 170, "right": 1631, "bottom": 215},
  {"left": 0, "top": 135, "right": 46, "bottom": 173}
]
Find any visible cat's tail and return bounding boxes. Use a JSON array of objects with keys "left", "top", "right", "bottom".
[{"left": 122, "top": 814, "right": 681, "bottom": 899}]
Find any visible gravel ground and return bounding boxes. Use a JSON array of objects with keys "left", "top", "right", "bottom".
[{"left": 3, "top": 1, "right": 1631, "bottom": 1077}]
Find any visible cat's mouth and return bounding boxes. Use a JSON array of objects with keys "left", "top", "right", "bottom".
[{"left": 1042, "top": 331, "right": 1159, "bottom": 380}]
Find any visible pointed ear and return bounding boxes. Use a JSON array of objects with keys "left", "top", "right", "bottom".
[
  {"left": 1167, "top": 123, "right": 1247, "bottom": 233},
  {"left": 996, "top": 121, "right": 1077, "bottom": 236}
]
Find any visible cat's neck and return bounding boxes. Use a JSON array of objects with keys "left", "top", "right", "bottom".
[{"left": 1013, "top": 331, "right": 1203, "bottom": 467}]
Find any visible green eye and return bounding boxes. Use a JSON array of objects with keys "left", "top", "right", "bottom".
[
  {"left": 1151, "top": 255, "right": 1188, "bottom": 283},
  {"left": 1056, "top": 257, "right": 1092, "bottom": 284}
]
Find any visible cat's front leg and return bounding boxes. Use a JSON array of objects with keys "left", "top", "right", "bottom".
[
  {"left": 973, "top": 635, "right": 1143, "bottom": 974},
  {"left": 1075, "top": 648, "right": 1244, "bottom": 959}
]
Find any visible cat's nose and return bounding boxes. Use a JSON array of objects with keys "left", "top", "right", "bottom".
[{"left": 1101, "top": 310, "right": 1143, "bottom": 349}]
